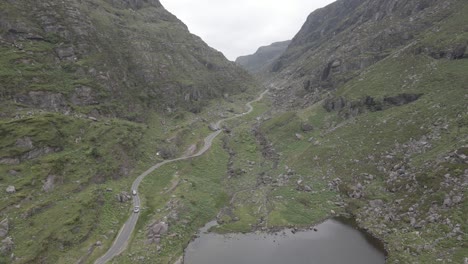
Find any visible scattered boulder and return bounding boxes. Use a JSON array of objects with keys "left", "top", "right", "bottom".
[
  {"left": 147, "top": 221, "right": 169, "bottom": 244},
  {"left": 95, "top": 241, "right": 102, "bottom": 247},
  {"left": 0, "top": 219, "right": 9, "bottom": 238},
  {"left": 349, "top": 183, "right": 364, "bottom": 199},
  {"left": 324, "top": 96, "right": 346, "bottom": 112},
  {"left": 5, "top": 186, "right": 16, "bottom": 194},
  {"left": 42, "top": 175, "right": 56, "bottom": 193},
  {"left": 301, "top": 123, "right": 314, "bottom": 132},
  {"left": 451, "top": 45, "right": 466, "bottom": 59},
  {"left": 443, "top": 196, "right": 452, "bottom": 208},
  {"left": 54, "top": 45, "right": 75, "bottom": 61},
  {"left": 8, "top": 170, "right": 19, "bottom": 176},
  {"left": 328, "top": 178, "right": 342, "bottom": 191},
  {"left": 116, "top": 192, "right": 131, "bottom": 203},
  {"left": 295, "top": 133, "right": 304, "bottom": 140},
  {"left": 369, "top": 200, "right": 384, "bottom": 208},
  {"left": 452, "top": 195, "right": 463, "bottom": 205},
  {"left": 208, "top": 123, "right": 219, "bottom": 131},
  {"left": 0, "top": 237, "right": 13, "bottom": 255}
]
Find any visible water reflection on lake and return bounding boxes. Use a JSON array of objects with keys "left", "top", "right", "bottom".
[{"left": 184, "top": 219, "right": 385, "bottom": 264}]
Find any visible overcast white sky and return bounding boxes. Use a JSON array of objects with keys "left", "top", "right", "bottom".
[{"left": 159, "top": 0, "right": 335, "bottom": 61}]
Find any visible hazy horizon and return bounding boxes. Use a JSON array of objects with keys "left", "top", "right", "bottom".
[{"left": 159, "top": 0, "right": 336, "bottom": 60}]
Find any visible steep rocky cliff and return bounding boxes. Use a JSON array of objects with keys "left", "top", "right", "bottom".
[
  {"left": 267, "top": 0, "right": 467, "bottom": 107},
  {"left": 236, "top": 40, "right": 291, "bottom": 74},
  {"left": 0, "top": 0, "right": 255, "bottom": 119}
]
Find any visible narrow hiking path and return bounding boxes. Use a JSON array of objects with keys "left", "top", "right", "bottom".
[{"left": 94, "top": 89, "right": 269, "bottom": 264}]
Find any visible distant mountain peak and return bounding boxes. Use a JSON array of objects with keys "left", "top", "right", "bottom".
[{"left": 235, "top": 40, "right": 291, "bottom": 74}]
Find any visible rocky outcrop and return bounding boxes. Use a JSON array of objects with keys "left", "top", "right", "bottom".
[
  {"left": 0, "top": 219, "right": 9, "bottom": 238},
  {"left": 146, "top": 221, "right": 168, "bottom": 244},
  {"left": 323, "top": 93, "right": 423, "bottom": 118},
  {"left": 0, "top": 237, "right": 14, "bottom": 255},
  {"left": 15, "top": 137, "right": 33, "bottom": 149},
  {"left": 70, "top": 86, "right": 98, "bottom": 106},
  {"left": 116, "top": 192, "right": 131, "bottom": 203},
  {"left": 21, "top": 146, "right": 62, "bottom": 161},
  {"left": 42, "top": 175, "right": 56, "bottom": 193},
  {"left": 15, "top": 91, "right": 69, "bottom": 112}
]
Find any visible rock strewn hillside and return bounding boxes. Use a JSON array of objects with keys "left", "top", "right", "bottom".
[
  {"left": 248, "top": 0, "right": 468, "bottom": 263},
  {"left": 267, "top": 0, "right": 466, "bottom": 108},
  {"left": 236, "top": 40, "right": 291, "bottom": 74},
  {"left": 0, "top": 0, "right": 257, "bottom": 262},
  {"left": 0, "top": 0, "right": 256, "bottom": 119}
]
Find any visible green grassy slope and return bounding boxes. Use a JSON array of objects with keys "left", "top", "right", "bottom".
[
  {"left": 0, "top": 0, "right": 259, "bottom": 263},
  {"left": 253, "top": 7, "right": 468, "bottom": 261}
]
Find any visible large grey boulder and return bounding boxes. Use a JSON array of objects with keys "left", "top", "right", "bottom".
[
  {"left": 42, "top": 175, "right": 56, "bottom": 193},
  {"left": 116, "top": 192, "right": 131, "bottom": 203},
  {"left": 147, "top": 221, "right": 169, "bottom": 244},
  {"left": 5, "top": 186, "right": 16, "bottom": 194}
]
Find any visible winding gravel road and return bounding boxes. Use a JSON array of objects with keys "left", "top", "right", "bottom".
[{"left": 94, "top": 89, "right": 268, "bottom": 264}]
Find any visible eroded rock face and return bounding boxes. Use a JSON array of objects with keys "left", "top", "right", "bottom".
[
  {"left": 21, "top": 146, "right": 61, "bottom": 161},
  {"left": 15, "top": 137, "right": 34, "bottom": 149},
  {"left": 1, "top": 0, "right": 256, "bottom": 118},
  {"left": 323, "top": 93, "right": 423, "bottom": 118},
  {"left": 54, "top": 45, "right": 76, "bottom": 61},
  {"left": 70, "top": 86, "right": 98, "bottom": 106},
  {"left": 42, "top": 175, "right": 56, "bottom": 193},
  {"left": 266, "top": 0, "right": 453, "bottom": 108},
  {"left": 15, "top": 91, "right": 68, "bottom": 112}
]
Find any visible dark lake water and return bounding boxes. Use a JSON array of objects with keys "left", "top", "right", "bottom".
[{"left": 184, "top": 219, "right": 386, "bottom": 264}]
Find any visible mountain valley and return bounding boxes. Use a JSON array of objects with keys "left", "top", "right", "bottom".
[{"left": 0, "top": 0, "right": 467, "bottom": 263}]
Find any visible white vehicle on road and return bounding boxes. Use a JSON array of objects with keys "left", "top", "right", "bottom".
[
  {"left": 132, "top": 190, "right": 137, "bottom": 196},
  {"left": 133, "top": 206, "right": 140, "bottom": 213}
]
